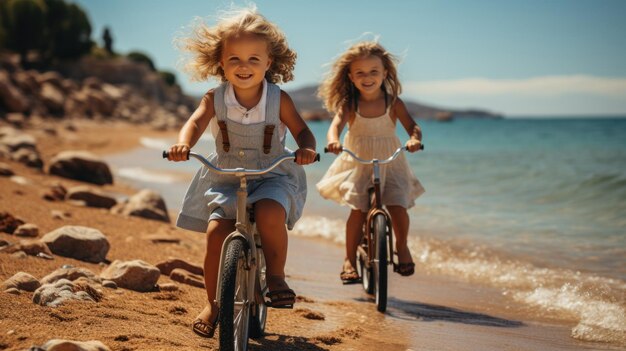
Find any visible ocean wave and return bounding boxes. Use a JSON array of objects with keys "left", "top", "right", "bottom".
[
  {"left": 139, "top": 137, "right": 172, "bottom": 150},
  {"left": 290, "top": 215, "right": 626, "bottom": 346}
]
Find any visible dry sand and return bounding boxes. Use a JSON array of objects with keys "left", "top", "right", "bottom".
[{"left": 0, "top": 120, "right": 618, "bottom": 351}]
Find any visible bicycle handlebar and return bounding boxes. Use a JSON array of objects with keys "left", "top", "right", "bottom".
[
  {"left": 162, "top": 150, "right": 320, "bottom": 176},
  {"left": 323, "top": 144, "right": 423, "bottom": 165}
]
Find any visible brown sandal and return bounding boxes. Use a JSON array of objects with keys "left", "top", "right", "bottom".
[
  {"left": 191, "top": 310, "right": 219, "bottom": 338},
  {"left": 393, "top": 262, "right": 415, "bottom": 276},
  {"left": 265, "top": 288, "right": 296, "bottom": 309},
  {"left": 340, "top": 270, "right": 361, "bottom": 284}
]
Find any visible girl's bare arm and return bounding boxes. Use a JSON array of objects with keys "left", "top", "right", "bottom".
[
  {"left": 393, "top": 98, "right": 422, "bottom": 152},
  {"left": 279, "top": 90, "right": 317, "bottom": 165},
  {"left": 326, "top": 105, "right": 350, "bottom": 154},
  {"left": 167, "top": 92, "right": 215, "bottom": 161}
]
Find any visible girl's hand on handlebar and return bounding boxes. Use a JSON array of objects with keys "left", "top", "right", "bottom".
[
  {"left": 167, "top": 143, "right": 190, "bottom": 161},
  {"left": 325, "top": 141, "right": 342, "bottom": 154},
  {"left": 405, "top": 139, "right": 422, "bottom": 153},
  {"left": 295, "top": 148, "right": 317, "bottom": 165}
]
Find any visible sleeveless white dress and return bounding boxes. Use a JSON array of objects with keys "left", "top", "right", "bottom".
[{"left": 316, "top": 107, "right": 424, "bottom": 211}]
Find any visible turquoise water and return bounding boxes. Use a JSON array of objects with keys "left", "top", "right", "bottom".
[{"left": 106, "top": 117, "right": 626, "bottom": 344}]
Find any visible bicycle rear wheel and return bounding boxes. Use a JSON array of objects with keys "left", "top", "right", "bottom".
[
  {"left": 248, "top": 245, "right": 267, "bottom": 339},
  {"left": 373, "top": 213, "right": 388, "bottom": 312},
  {"left": 219, "top": 237, "right": 251, "bottom": 351}
]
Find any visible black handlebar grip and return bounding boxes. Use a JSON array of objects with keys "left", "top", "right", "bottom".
[
  {"left": 314, "top": 153, "right": 321, "bottom": 162},
  {"left": 162, "top": 150, "right": 189, "bottom": 160},
  {"left": 421, "top": 144, "right": 425, "bottom": 150}
]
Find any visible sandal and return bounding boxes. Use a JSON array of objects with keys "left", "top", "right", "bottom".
[
  {"left": 191, "top": 307, "right": 219, "bottom": 338},
  {"left": 340, "top": 270, "right": 361, "bottom": 284},
  {"left": 265, "top": 288, "right": 296, "bottom": 309},
  {"left": 393, "top": 262, "right": 415, "bottom": 276}
]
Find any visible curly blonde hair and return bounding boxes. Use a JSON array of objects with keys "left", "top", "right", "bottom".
[
  {"left": 318, "top": 41, "right": 401, "bottom": 114},
  {"left": 179, "top": 6, "right": 296, "bottom": 84}
]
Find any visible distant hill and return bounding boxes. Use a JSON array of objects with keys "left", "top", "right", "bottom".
[{"left": 287, "top": 85, "right": 503, "bottom": 121}]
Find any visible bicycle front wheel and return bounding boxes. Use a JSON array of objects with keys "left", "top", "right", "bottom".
[
  {"left": 219, "top": 237, "right": 251, "bottom": 351},
  {"left": 248, "top": 245, "right": 267, "bottom": 339},
  {"left": 373, "top": 213, "right": 388, "bottom": 312}
]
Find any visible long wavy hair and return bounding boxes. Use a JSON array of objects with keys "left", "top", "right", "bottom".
[
  {"left": 318, "top": 41, "right": 401, "bottom": 114},
  {"left": 179, "top": 6, "right": 296, "bottom": 84}
]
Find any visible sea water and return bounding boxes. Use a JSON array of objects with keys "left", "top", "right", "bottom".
[{"left": 105, "top": 117, "right": 626, "bottom": 345}]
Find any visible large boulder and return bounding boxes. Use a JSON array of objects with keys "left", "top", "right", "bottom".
[
  {"left": 47, "top": 151, "right": 113, "bottom": 185},
  {"left": 32, "top": 279, "right": 101, "bottom": 307},
  {"left": 40, "top": 226, "right": 110, "bottom": 263},
  {"left": 112, "top": 189, "right": 169, "bottom": 222},
  {"left": 0, "top": 71, "right": 28, "bottom": 113},
  {"left": 40, "top": 266, "right": 101, "bottom": 285},
  {"left": 100, "top": 260, "right": 160, "bottom": 292}
]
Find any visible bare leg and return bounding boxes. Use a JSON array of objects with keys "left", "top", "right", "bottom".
[
  {"left": 254, "top": 199, "right": 290, "bottom": 292},
  {"left": 345, "top": 209, "right": 367, "bottom": 272},
  {"left": 195, "top": 218, "right": 235, "bottom": 325},
  {"left": 387, "top": 205, "right": 413, "bottom": 264}
]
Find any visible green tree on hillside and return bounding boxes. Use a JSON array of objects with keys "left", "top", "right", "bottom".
[
  {"left": 127, "top": 51, "right": 156, "bottom": 71},
  {"left": 0, "top": 0, "right": 47, "bottom": 64},
  {"left": 45, "top": 0, "right": 92, "bottom": 59}
]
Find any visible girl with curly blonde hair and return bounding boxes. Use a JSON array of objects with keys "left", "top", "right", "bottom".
[
  {"left": 167, "top": 6, "right": 317, "bottom": 338},
  {"left": 316, "top": 41, "right": 425, "bottom": 284}
]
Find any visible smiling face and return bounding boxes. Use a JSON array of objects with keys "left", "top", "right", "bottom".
[
  {"left": 348, "top": 55, "right": 387, "bottom": 96},
  {"left": 220, "top": 34, "right": 272, "bottom": 90}
]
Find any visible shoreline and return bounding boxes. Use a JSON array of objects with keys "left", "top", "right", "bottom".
[{"left": 0, "top": 120, "right": 622, "bottom": 350}]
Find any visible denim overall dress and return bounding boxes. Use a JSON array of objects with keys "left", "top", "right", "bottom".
[{"left": 176, "top": 82, "right": 307, "bottom": 232}]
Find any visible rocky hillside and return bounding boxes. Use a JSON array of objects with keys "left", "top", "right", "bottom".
[
  {"left": 288, "top": 85, "right": 503, "bottom": 121},
  {"left": 0, "top": 54, "right": 197, "bottom": 130}
]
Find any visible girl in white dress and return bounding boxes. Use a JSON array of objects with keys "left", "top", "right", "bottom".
[{"left": 316, "top": 41, "right": 425, "bottom": 283}]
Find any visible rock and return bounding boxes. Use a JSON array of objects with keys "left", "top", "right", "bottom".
[
  {"left": 10, "top": 251, "right": 27, "bottom": 259},
  {"left": 0, "top": 211, "right": 25, "bottom": 234},
  {"left": 100, "top": 260, "right": 160, "bottom": 292},
  {"left": 40, "top": 267, "right": 101, "bottom": 285},
  {"left": 157, "top": 283, "right": 179, "bottom": 292},
  {"left": 12, "top": 70, "right": 39, "bottom": 95},
  {"left": 2, "top": 272, "right": 40, "bottom": 292},
  {"left": 0, "top": 71, "right": 28, "bottom": 112},
  {"left": 156, "top": 258, "right": 203, "bottom": 276},
  {"left": 14, "top": 223, "right": 39, "bottom": 237},
  {"left": 51, "top": 210, "right": 71, "bottom": 220},
  {"left": 101, "top": 280, "right": 117, "bottom": 289},
  {"left": 40, "top": 82, "right": 65, "bottom": 113},
  {"left": 30, "top": 339, "right": 111, "bottom": 351},
  {"left": 47, "top": 151, "right": 113, "bottom": 185},
  {"left": 4, "top": 287, "right": 20, "bottom": 295},
  {"left": 43, "top": 184, "right": 68, "bottom": 201},
  {"left": 170, "top": 268, "right": 205, "bottom": 288},
  {"left": 11, "top": 147, "right": 43, "bottom": 168},
  {"left": 111, "top": 189, "right": 169, "bottom": 222},
  {"left": 41, "top": 226, "right": 110, "bottom": 263},
  {"left": 0, "top": 238, "right": 10, "bottom": 247},
  {"left": 0, "top": 162, "right": 14, "bottom": 176},
  {"left": 1, "top": 240, "right": 53, "bottom": 257},
  {"left": 66, "top": 186, "right": 117, "bottom": 209},
  {"left": 0, "top": 133, "right": 37, "bottom": 151},
  {"left": 32, "top": 279, "right": 99, "bottom": 307}
]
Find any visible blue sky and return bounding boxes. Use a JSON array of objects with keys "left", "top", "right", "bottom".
[{"left": 74, "top": 0, "right": 626, "bottom": 117}]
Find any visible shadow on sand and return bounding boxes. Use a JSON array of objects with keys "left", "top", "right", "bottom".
[
  {"left": 354, "top": 296, "right": 524, "bottom": 328},
  {"left": 249, "top": 333, "right": 331, "bottom": 351}
]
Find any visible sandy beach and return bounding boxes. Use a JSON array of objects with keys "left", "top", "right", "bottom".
[{"left": 0, "top": 120, "right": 621, "bottom": 351}]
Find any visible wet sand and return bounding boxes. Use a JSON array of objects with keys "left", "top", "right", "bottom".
[{"left": 0, "top": 120, "right": 619, "bottom": 350}]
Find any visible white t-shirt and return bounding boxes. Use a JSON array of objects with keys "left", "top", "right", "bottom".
[{"left": 209, "top": 79, "right": 287, "bottom": 141}]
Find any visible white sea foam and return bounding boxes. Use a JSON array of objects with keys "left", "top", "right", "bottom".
[
  {"left": 117, "top": 167, "right": 178, "bottom": 184},
  {"left": 291, "top": 216, "right": 345, "bottom": 244}
]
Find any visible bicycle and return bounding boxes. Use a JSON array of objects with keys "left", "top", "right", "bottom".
[
  {"left": 324, "top": 144, "right": 423, "bottom": 312},
  {"left": 162, "top": 150, "right": 319, "bottom": 351}
]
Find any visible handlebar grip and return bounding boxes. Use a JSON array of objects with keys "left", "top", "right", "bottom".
[
  {"left": 421, "top": 144, "right": 425, "bottom": 150},
  {"left": 324, "top": 147, "right": 328, "bottom": 153},
  {"left": 314, "top": 153, "right": 321, "bottom": 162},
  {"left": 162, "top": 150, "right": 189, "bottom": 160}
]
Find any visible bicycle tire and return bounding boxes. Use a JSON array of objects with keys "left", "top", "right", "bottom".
[
  {"left": 373, "top": 213, "right": 388, "bottom": 312},
  {"left": 219, "top": 237, "right": 251, "bottom": 351},
  {"left": 248, "top": 246, "right": 267, "bottom": 339},
  {"left": 357, "top": 244, "right": 374, "bottom": 294}
]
